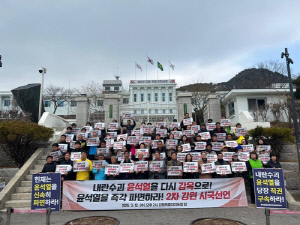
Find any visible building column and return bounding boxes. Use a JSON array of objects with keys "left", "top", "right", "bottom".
[{"left": 75, "top": 94, "right": 90, "bottom": 127}]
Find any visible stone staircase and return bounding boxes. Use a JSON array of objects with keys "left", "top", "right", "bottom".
[{"left": 2, "top": 127, "right": 65, "bottom": 209}]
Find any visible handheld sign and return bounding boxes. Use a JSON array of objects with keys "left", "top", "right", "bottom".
[
  {"left": 206, "top": 123, "right": 216, "bottom": 131},
  {"left": 200, "top": 132, "right": 211, "bottom": 140},
  {"left": 156, "top": 122, "right": 166, "bottom": 128},
  {"left": 117, "top": 134, "right": 128, "bottom": 141},
  {"left": 194, "top": 142, "right": 207, "bottom": 151},
  {"left": 191, "top": 125, "right": 200, "bottom": 133},
  {"left": 108, "top": 123, "right": 119, "bottom": 131},
  {"left": 143, "top": 125, "right": 154, "bottom": 133},
  {"left": 201, "top": 163, "right": 216, "bottom": 173},
  {"left": 92, "top": 160, "right": 106, "bottom": 169},
  {"left": 139, "top": 136, "right": 152, "bottom": 145},
  {"left": 50, "top": 151, "right": 62, "bottom": 161},
  {"left": 223, "top": 152, "right": 234, "bottom": 162},
  {"left": 241, "top": 144, "right": 254, "bottom": 152},
  {"left": 166, "top": 139, "right": 178, "bottom": 150},
  {"left": 258, "top": 154, "right": 270, "bottom": 164},
  {"left": 216, "top": 165, "right": 232, "bottom": 175},
  {"left": 167, "top": 166, "right": 182, "bottom": 176},
  {"left": 183, "top": 118, "right": 193, "bottom": 126},
  {"left": 134, "top": 161, "right": 148, "bottom": 172},
  {"left": 238, "top": 152, "right": 249, "bottom": 161},
  {"left": 256, "top": 145, "right": 271, "bottom": 153},
  {"left": 225, "top": 141, "right": 238, "bottom": 148},
  {"left": 149, "top": 161, "right": 163, "bottom": 171},
  {"left": 212, "top": 142, "right": 223, "bottom": 151},
  {"left": 117, "top": 152, "right": 132, "bottom": 162},
  {"left": 182, "top": 143, "right": 191, "bottom": 152},
  {"left": 97, "top": 148, "right": 109, "bottom": 156},
  {"left": 183, "top": 130, "right": 194, "bottom": 138},
  {"left": 94, "top": 123, "right": 105, "bottom": 130},
  {"left": 131, "top": 129, "right": 143, "bottom": 137},
  {"left": 55, "top": 165, "right": 72, "bottom": 174},
  {"left": 170, "top": 122, "right": 180, "bottom": 130},
  {"left": 151, "top": 140, "right": 164, "bottom": 149},
  {"left": 87, "top": 137, "right": 99, "bottom": 147},
  {"left": 236, "top": 128, "right": 247, "bottom": 137},
  {"left": 113, "top": 141, "right": 126, "bottom": 150},
  {"left": 220, "top": 119, "right": 231, "bottom": 127},
  {"left": 156, "top": 129, "right": 168, "bottom": 137},
  {"left": 122, "top": 113, "right": 132, "bottom": 120},
  {"left": 127, "top": 136, "right": 140, "bottom": 145},
  {"left": 71, "top": 152, "right": 81, "bottom": 162},
  {"left": 177, "top": 153, "right": 188, "bottom": 162},
  {"left": 70, "top": 141, "right": 76, "bottom": 149},
  {"left": 105, "top": 165, "right": 120, "bottom": 175},
  {"left": 172, "top": 131, "right": 182, "bottom": 140},
  {"left": 216, "top": 133, "right": 226, "bottom": 142},
  {"left": 73, "top": 161, "right": 89, "bottom": 172},
  {"left": 183, "top": 162, "right": 198, "bottom": 172},
  {"left": 135, "top": 149, "right": 149, "bottom": 158},
  {"left": 107, "top": 132, "right": 117, "bottom": 139},
  {"left": 253, "top": 168, "right": 287, "bottom": 209},
  {"left": 231, "top": 162, "right": 247, "bottom": 172},
  {"left": 119, "top": 163, "right": 134, "bottom": 173},
  {"left": 65, "top": 134, "right": 74, "bottom": 143},
  {"left": 207, "top": 154, "right": 217, "bottom": 162},
  {"left": 58, "top": 144, "right": 68, "bottom": 153},
  {"left": 152, "top": 152, "right": 166, "bottom": 161},
  {"left": 190, "top": 152, "right": 202, "bottom": 162},
  {"left": 72, "top": 128, "right": 80, "bottom": 135}
]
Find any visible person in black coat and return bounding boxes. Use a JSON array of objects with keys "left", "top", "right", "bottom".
[
  {"left": 134, "top": 151, "right": 149, "bottom": 179},
  {"left": 266, "top": 154, "right": 282, "bottom": 169},
  {"left": 40, "top": 156, "right": 57, "bottom": 173},
  {"left": 120, "top": 118, "right": 136, "bottom": 135},
  {"left": 60, "top": 152, "right": 75, "bottom": 180}
]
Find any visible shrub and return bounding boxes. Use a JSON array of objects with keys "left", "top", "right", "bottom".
[
  {"left": 248, "top": 126, "right": 295, "bottom": 157},
  {"left": 0, "top": 121, "right": 53, "bottom": 168}
]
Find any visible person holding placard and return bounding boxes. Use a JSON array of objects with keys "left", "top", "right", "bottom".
[
  {"left": 107, "top": 156, "right": 120, "bottom": 180},
  {"left": 212, "top": 122, "right": 227, "bottom": 136},
  {"left": 135, "top": 151, "right": 149, "bottom": 179},
  {"left": 59, "top": 134, "right": 71, "bottom": 153},
  {"left": 76, "top": 134, "right": 88, "bottom": 152},
  {"left": 266, "top": 154, "right": 282, "bottom": 169},
  {"left": 65, "top": 126, "right": 73, "bottom": 135},
  {"left": 246, "top": 151, "right": 264, "bottom": 204},
  {"left": 39, "top": 155, "right": 57, "bottom": 174},
  {"left": 76, "top": 151, "right": 93, "bottom": 180},
  {"left": 167, "top": 152, "right": 183, "bottom": 179},
  {"left": 121, "top": 117, "right": 136, "bottom": 135},
  {"left": 60, "top": 152, "right": 74, "bottom": 181},
  {"left": 231, "top": 153, "right": 244, "bottom": 178},
  {"left": 71, "top": 141, "right": 84, "bottom": 153},
  {"left": 119, "top": 151, "right": 134, "bottom": 180},
  {"left": 198, "top": 151, "right": 213, "bottom": 179},
  {"left": 87, "top": 131, "right": 101, "bottom": 160},
  {"left": 214, "top": 153, "right": 230, "bottom": 178},
  {"left": 149, "top": 151, "right": 167, "bottom": 179},
  {"left": 183, "top": 154, "right": 195, "bottom": 179},
  {"left": 180, "top": 113, "right": 190, "bottom": 130},
  {"left": 92, "top": 153, "right": 108, "bottom": 180},
  {"left": 49, "top": 143, "right": 63, "bottom": 164}
]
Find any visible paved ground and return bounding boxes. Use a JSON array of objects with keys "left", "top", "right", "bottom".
[{"left": 1, "top": 205, "right": 300, "bottom": 225}]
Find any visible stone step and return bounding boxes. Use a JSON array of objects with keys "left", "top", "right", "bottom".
[
  {"left": 286, "top": 177, "right": 300, "bottom": 190},
  {"left": 30, "top": 170, "right": 40, "bottom": 174},
  {"left": 281, "top": 162, "right": 299, "bottom": 171},
  {"left": 281, "top": 145, "right": 297, "bottom": 154},
  {"left": 37, "top": 159, "right": 46, "bottom": 164},
  {"left": 21, "top": 181, "right": 32, "bottom": 187},
  {"left": 16, "top": 186, "right": 31, "bottom": 193},
  {"left": 11, "top": 193, "right": 31, "bottom": 200},
  {"left": 289, "top": 190, "right": 300, "bottom": 197},
  {"left": 283, "top": 170, "right": 300, "bottom": 178},
  {"left": 26, "top": 175, "right": 32, "bottom": 181},
  {"left": 5, "top": 200, "right": 31, "bottom": 208},
  {"left": 40, "top": 155, "right": 49, "bottom": 160},
  {"left": 34, "top": 165, "right": 44, "bottom": 171}
]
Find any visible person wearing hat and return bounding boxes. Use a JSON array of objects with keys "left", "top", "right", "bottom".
[
  {"left": 92, "top": 153, "right": 108, "bottom": 180},
  {"left": 38, "top": 155, "right": 57, "bottom": 174}
]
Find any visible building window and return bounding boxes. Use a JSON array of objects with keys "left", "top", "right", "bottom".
[
  {"left": 155, "top": 93, "right": 158, "bottom": 102},
  {"left": 4, "top": 100, "right": 10, "bottom": 106},
  {"left": 105, "top": 87, "right": 110, "bottom": 91},
  {"left": 141, "top": 109, "right": 144, "bottom": 114},
  {"left": 58, "top": 101, "right": 64, "bottom": 107},
  {"left": 148, "top": 93, "right": 151, "bottom": 102},
  {"left": 169, "top": 93, "right": 172, "bottom": 101},
  {"left": 123, "top": 98, "right": 129, "bottom": 104},
  {"left": 248, "top": 98, "right": 266, "bottom": 111},
  {"left": 141, "top": 93, "right": 144, "bottom": 102},
  {"left": 71, "top": 101, "right": 77, "bottom": 107},
  {"left": 134, "top": 94, "right": 137, "bottom": 102},
  {"left": 134, "top": 110, "right": 137, "bottom": 114},
  {"left": 155, "top": 109, "right": 158, "bottom": 114},
  {"left": 44, "top": 100, "right": 51, "bottom": 107},
  {"left": 97, "top": 100, "right": 103, "bottom": 106},
  {"left": 228, "top": 101, "right": 235, "bottom": 116},
  {"left": 170, "top": 109, "right": 173, "bottom": 113},
  {"left": 149, "top": 109, "right": 151, "bottom": 114},
  {"left": 163, "top": 109, "right": 166, "bottom": 114},
  {"left": 162, "top": 93, "right": 165, "bottom": 101},
  {"left": 114, "top": 86, "right": 119, "bottom": 91}
]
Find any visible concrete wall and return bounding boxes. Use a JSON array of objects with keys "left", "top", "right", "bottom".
[
  {"left": 38, "top": 112, "right": 69, "bottom": 128},
  {"left": 104, "top": 94, "right": 120, "bottom": 124},
  {"left": 75, "top": 95, "right": 90, "bottom": 127},
  {"left": 177, "top": 93, "right": 192, "bottom": 120},
  {"left": 0, "top": 168, "right": 19, "bottom": 189}
]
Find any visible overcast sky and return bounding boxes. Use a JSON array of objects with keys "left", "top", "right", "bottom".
[{"left": 1, "top": 0, "right": 300, "bottom": 91}]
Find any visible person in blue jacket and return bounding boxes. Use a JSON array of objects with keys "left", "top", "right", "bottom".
[{"left": 92, "top": 154, "right": 108, "bottom": 180}]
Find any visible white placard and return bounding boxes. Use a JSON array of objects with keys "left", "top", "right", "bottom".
[
  {"left": 55, "top": 165, "right": 72, "bottom": 174},
  {"left": 201, "top": 163, "right": 216, "bottom": 173},
  {"left": 216, "top": 165, "right": 232, "bottom": 175},
  {"left": 119, "top": 163, "right": 134, "bottom": 173},
  {"left": 105, "top": 165, "right": 120, "bottom": 175},
  {"left": 183, "top": 162, "right": 198, "bottom": 172},
  {"left": 167, "top": 166, "right": 182, "bottom": 176},
  {"left": 231, "top": 162, "right": 247, "bottom": 172},
  {"left": 194, "top": 142, "right": 207, "bottom": 151},
  {"left": 134, "top": 161, "right": 148, "bottom": 172},
  {"left": 73, "top": 161, "right": 89, "bottom": 172}
]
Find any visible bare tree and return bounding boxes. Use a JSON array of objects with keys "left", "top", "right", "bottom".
[
  {"left": 258, "top": 103, "right": 270, "bottom": 122},
  {"left": 80, "top": 82, "right": 104, "bottom": 112},
  {"left": 270, "top": 102, "right": 283, "bottom": 122},
  {"left": 43, "top": 84, "right": 76, "bottom": 114},
  {"left": 250, "top": 106, "right": 260, "bottom": 122}
]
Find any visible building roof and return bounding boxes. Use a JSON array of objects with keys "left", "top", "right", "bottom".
[
  {"left": 222, "top": 88, "right": 295, "bottom": 103},
  {"left": 103, "top": 80, "right": 122, "bottom": 85}
]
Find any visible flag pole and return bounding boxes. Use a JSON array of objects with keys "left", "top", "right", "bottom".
[
  {"left": 135, "top": 62, "right": 136, "bottom": 80},
  {"left": 169, "top": 63, "right": 170, "bottom": 79},
  {"left": 157, "top": 61, "right": 158, "bottom": 80},
  {"left": 146, "top": 63, "right": 147, "bottom": 80}
]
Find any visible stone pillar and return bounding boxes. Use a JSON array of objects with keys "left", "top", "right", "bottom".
[
  {"left": 75, "top": 94, "right": 90, "bottom": 127},
  {"left": 176, "top": 92, "right": 192, "bottom": 120},
  {"left": 205, "top": 94, "right": 222, "bottom": 123},
  {"left": 104, "top": 94, "right": 120, "bottom": 125}
]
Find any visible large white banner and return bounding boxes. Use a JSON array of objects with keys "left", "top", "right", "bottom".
[{"left": 62, "top": 178, "right": 248, "bottom": 210}]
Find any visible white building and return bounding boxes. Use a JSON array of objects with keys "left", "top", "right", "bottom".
[
  {"left": 222, "top": 88, "right": 294, "bottom": 125},
  {"left": 0, "top": 91, "right": 13, "bottom": 117},
  {"left": 119, "top": 79, "right": 178, "bottom": 122}
]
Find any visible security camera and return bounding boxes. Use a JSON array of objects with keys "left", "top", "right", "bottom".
[
  {"left": 281, "top": 52, "right": 285, "bottom": 59},
  {"left": 39, "top": 67, "right": 47, "bottom": 73}
]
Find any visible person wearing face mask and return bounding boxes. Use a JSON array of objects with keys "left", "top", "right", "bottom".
[
  {"left": 198, "top": 151, "right": 212, "bottom": 179},
  {"left": 214, "top": 152, "right": 230, "bottom": 178}
]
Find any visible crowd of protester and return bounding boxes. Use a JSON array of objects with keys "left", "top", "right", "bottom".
[{"left": 39, "top": 113, "right": 282, "bottom": 204}]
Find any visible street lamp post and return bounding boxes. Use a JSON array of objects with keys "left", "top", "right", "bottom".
[
  {"left": 281, "top": 48, "right": 300, "bottom": 171},
  {"left": 38, "top": 67, "right": 47, "bottom": 121},
  {"left": 0, "top": 55, "right": 2, "bottom": 67}
]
